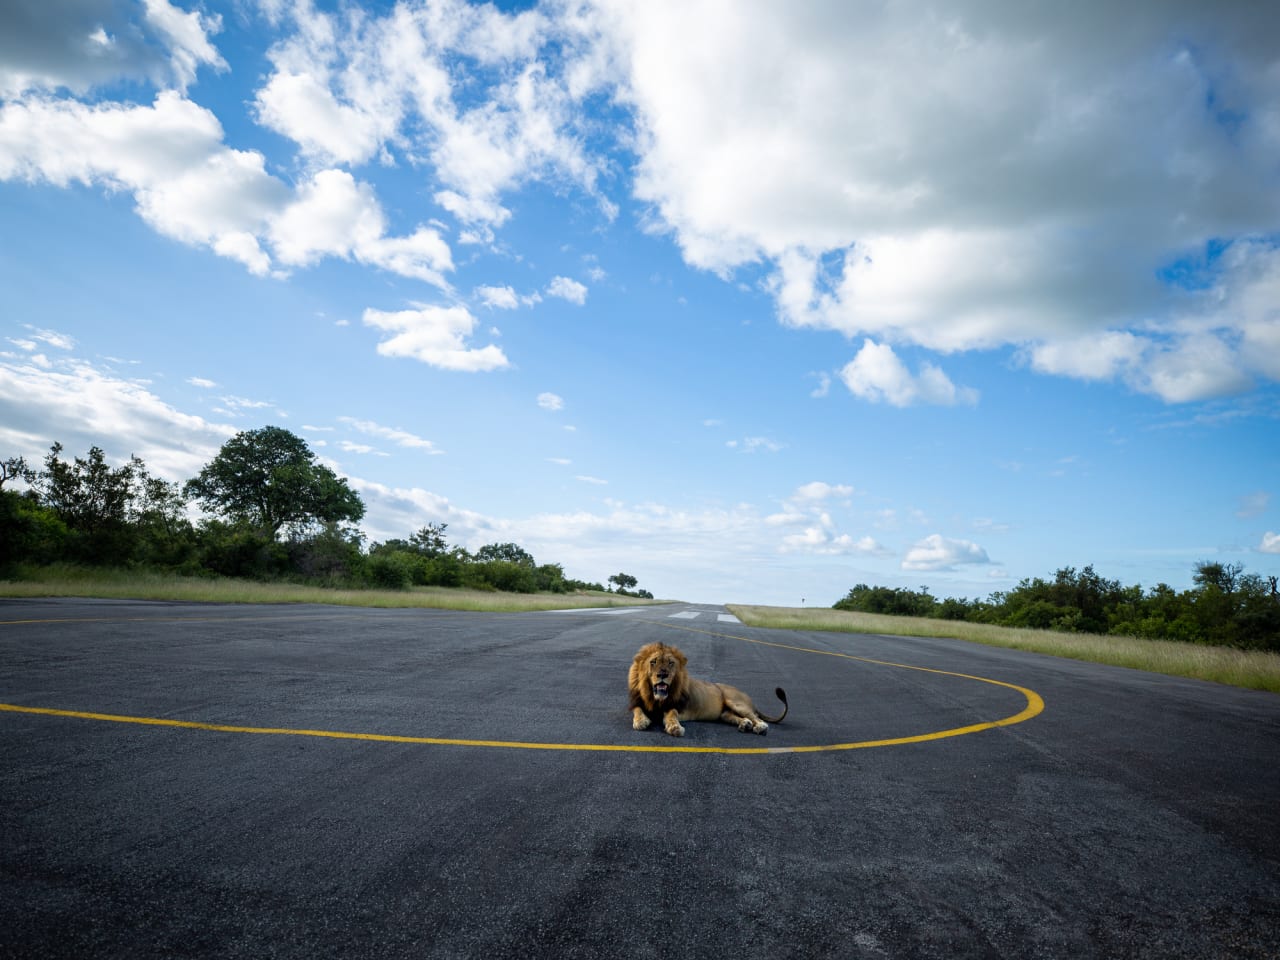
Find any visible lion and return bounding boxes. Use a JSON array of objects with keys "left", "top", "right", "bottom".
[{"left": 628, "top": 641, "right": 788, "bottom": 737}]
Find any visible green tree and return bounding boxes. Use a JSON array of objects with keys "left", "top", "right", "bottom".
[
  {"left": 609, "top": 572, "right": 639, "bottom": 593},
  {"left": 185, "top": 426, "right": 364, "bottom": 539},
  {"left": 475, "top": 542, "right": 535, "bottom": 566},
  {"left": 37, "top": 443, "right": 135, "bottom": 534},
  {"left": 410, "top": 522, "right": 449, "bottom": 557},
  {"left": 34, "top": 443, "right": 144, "bottom": 562},
  {"left": 1, "top": 456, "right": 34, "bottom": 490}
]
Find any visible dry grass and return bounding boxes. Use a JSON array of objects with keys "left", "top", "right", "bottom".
[
  {"left": 727, "top": 604, "right": 1280, "bottom": 694},
  {"left": 0, "top": 567, "right": 665, "bottom": 613}
]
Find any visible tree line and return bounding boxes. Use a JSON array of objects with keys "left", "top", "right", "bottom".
[
  {"left": 834, "top": 562, "right": 1280, "bottom": 651},
  {"left": 0, "top": 427, "right": 651, "bottom": 597}
]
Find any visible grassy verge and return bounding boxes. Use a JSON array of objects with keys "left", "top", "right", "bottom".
[
  {"left": 726, "top": 604, "right": 1280, "bottom": 694},
  {"left": 0, "top": 566, "right": 666, "bottom": 614}
]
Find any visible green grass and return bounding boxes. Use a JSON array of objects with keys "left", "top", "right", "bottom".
[
  {"left": 0, "top": 565, "right": 667, "bottom": 613},
  {"left": 726, "top": 604, "right": 1280, "bottom": 694}
]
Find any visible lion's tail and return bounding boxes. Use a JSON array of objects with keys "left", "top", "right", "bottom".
[{"left": 761, "top": 687, "right": 788, "bottom": 724}]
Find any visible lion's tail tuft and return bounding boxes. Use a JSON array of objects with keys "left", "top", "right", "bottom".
[{"left": 762, "top": 687, "right": 788, "bottom": 724}]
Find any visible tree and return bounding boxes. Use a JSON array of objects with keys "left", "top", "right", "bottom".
[
  {"left": 37, "top": 443, "right": 136, "bottom": 534},
  {"left": 609, "top": 572, "right": 639, "bottom": 593},
  {"left": 1193, "top": 561, "right": 1244, "bottom": 595},
  {"left": 0, "top": 456, "right": 33, "bottom": 489},
  {"left": 475, "top": 542, "right": 536, "bottom": 566},
  {"left": 185, "top": 426, "right": 364, "bottom": 539},
  {"left": 410, "top": 522, "right": 449, "bottom": 557}
]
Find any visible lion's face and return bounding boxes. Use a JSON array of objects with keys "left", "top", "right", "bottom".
[{"left": 633, "top": 642, "right": 687, "bottom": 703}]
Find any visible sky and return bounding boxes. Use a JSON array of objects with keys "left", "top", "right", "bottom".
[{"left": 1, "top": 0, "right": 1278, "bottom": 606}]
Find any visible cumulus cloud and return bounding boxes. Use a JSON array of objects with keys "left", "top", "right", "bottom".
[
  {"left": 475, "top": 285, "right": 521, "bottom": 309},
  {"left": 0, "top": 0, "right": 225, "bottom": 96},
  {"left": 6, "top": 0, "right": 1280, "bottom": 407},
  {"left": 270, "top": 169, "right": 453, "bottom": 285},
  {"left": 362, "top": 305, "right": 509, "bottom": 372},
  {"left": 537, "top": 392, "right": 565, "bottom": 411},
  {"left": 902, "top": 534, "right": 991, "bottom": 572},
  {"left": 252, "top": 0, "right": 609, "bottom": 227},
  {"left": 1260, "top": 532, "right": 1280, "bottom": 555},
  {"left": 546, "top": 276, "right": 588, "bottom": 305},
  {"left": 0, "top": 93, "right": 453, "bottom": 284},
  {"left": 839, "top": 340, "right": 978, "bottom": 407},
  {"left": 603, "top": 1, "right": 1280, "bottom": 402},
  {"left": 768, "top": 480, "right": 882, "bottom": 556}
]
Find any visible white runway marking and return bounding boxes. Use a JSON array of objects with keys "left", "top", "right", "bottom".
[
  {"left": 717, "top": 614, "right": 740, "bottom": 623},
  {"left": 548, "top": 607, "right": 645, "bottom": 614},
  {"left": 669, "top": 611, "right": 701, "bottom": 619}
]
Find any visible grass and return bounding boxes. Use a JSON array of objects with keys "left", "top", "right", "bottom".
[
  {"left": 726, "top": 604, "right": 1280, "bottom": 694},
  {"left": 0, "top": 566, "right": 667, "bottom": 613}
]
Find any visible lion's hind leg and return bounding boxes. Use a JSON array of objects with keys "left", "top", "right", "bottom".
[{"left": 720, "top": 703, "right": 768, "bottom": 735}]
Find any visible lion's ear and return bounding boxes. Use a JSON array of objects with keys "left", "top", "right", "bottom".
[{"left": 675, "top": 649, "right": 688, "bottom": 666}]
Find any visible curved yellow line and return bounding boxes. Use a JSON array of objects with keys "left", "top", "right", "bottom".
[{"left": 0, "top": 618, "right": 1044, "bottom": 754}]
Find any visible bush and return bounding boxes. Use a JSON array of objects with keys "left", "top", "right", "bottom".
[
  {"left": 468, "top": 560, "right": 538, "bottom": 593},
  {"left": 366, "top": 552, "right": 414, "bottom": 590}
]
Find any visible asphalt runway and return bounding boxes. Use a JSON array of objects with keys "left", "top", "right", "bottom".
[{"left": 2, "top": 597, "right": 1278, "bottom": 959}]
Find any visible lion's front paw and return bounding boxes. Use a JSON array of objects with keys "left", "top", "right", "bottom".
[
  {"left": 666, "top": 722, "right": 685, "bottom": 737},
  {"left": 633, "top": 712, "right": 651, "bottom": 731}
]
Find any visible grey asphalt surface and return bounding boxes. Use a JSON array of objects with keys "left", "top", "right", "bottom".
[{"left": 2, "top": 597, "right": 1278, "bottom": 959}]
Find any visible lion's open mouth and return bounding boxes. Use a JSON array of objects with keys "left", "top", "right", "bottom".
[{"left": 652, "top": 681, "right": 669, "bottom": 699}]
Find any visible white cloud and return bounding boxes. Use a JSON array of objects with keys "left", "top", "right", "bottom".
[
  {"left": 793, "top": 481, "right": 854, "bottom": 503},
  {"left": 361, "top": 304, "right": 509, "bottom": 372},
  {"left": 1138, "top": 334, "right": 1255, "bottom": 404},
  {"left": 338, "top": 417, "right": 442, "bottom": 454},
  {"left": 252, "top": 0, "right": 608, "bottom": 228},
  {"left": 546, "top": 275, "right": 588, "bottom": 305},
  {"left": 0, "top": 0, "right": 225, "bottom": 96},
  {"left": 767, "top": 480, "right": 880, "bottom": 557},
  {"left": 603, "top": 2, "right": 1280, "bottom": 402},
  {"left": 476, "top": 285, "right": 521, "bottom": 309},
  {"left": 537, "top": 392, "right": 565, "bottom": 411},
  {"left": 1028, "top": 333, "right": 1148, "bottom": 383},
  {"left": 269, "top": 169, "right": 453, "bottom": 287},
  {"left": 0, "top": 94, "right": 452, "bottom": 285},
  {"left": 576, "top": 475, "right": 607, "bottom": 485},
  {"left": 839, "top": 340, "right": 978, "bottom": 407},
  {"left": 15, "top": 326, "right": 75, "bottom": 351},
  {"left": 140, "top": 0, "right": 226, "bottom": 90},
  {"left": 187, "top": 377, "right": 216, "bottom": 389},
  {"left": 728, "top": 436, "right": 785, "bottom": 454},
  {"left": 902, "top": 534, "right": 991, "bottom": 572},
  {"left": 1260, "top": 532, "right": 1280, "bottom": 555},
  {"left": 0, "top": 352, "right": 231, "bottom": 481}
]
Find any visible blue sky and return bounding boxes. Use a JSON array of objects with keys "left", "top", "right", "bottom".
[{"left": 2, "top": 0, "right": 1278, "bottom": 605}]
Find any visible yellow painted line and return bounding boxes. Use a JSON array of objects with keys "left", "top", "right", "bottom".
[
  {"left": 0, "top": 624, "right": 1039, "bottom": 757},
  {"left": 0, "top": 689, "right": 1040, "bottom": 754}
]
